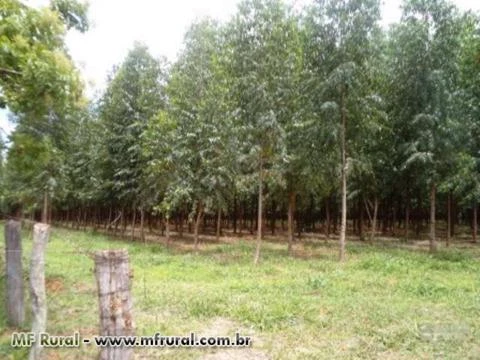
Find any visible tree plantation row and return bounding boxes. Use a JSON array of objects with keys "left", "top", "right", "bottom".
[{"left": 1, "top": 0, "right": 480, "bottom": 263}]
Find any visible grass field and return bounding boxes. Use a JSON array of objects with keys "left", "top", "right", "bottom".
[{"left": 0, "top": 224, "right": 479, "bottom": 359}]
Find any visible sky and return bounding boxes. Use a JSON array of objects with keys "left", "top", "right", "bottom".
[{"left": 1, "top": 0, "right": 479, "bottom": 137}]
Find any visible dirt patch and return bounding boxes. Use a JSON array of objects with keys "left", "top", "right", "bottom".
[
  {"left": 199, "top": 318, "right": 268, "bottom": 360},
  {"left": 202, "top": 349, "right": 270, "bottom": 360},
  {"left": 212, "top": 253, "right": 243, "bottom": 264},
  {"left": 46, "top": 277, "right": 65, "bottom": 293},
  {"left": 46, "top": 351, "right": 62, "bottom": 360},
  {"left": 73, "top": 282, "right": 95, "bottom": 294},
  {"left": 202, "top": 318, "right": 239, "bottom": 337},
  {"left": 78, "top": 327, "right": 97, "bottom": 336}
]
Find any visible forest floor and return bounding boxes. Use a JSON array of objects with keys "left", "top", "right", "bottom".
[{"left": 0, "top": 224, "right": 479, "bottom": 359}]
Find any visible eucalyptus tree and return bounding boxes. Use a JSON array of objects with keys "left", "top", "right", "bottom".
[
  {"left": 143, "top": 110, "right": 177, "bottom": 241},
  {"left": 228, "top": 0, "right": 310, "bottom": 264},
  {"left": 386, "top": 19, "right": 428, "bottom": 241},
  {"left": 304, "top": 0, "right": 382, "bottom": 261},
  {"left": 1, "top": 0, "right": 88, "bottom": 220},
  {"left": 445, "top": 11, "right": 480, "bottom": 243},
  {"left": 255, "top": 7, "right": 341, "bottom": 253},
  {"left": 4, "top": 125, "right": 64, "bottom": 220},
  {"left": 388, "top": 0, "right": 464, "bottom": 252},
  {"left": 157, "top": 19, "right": 237, "bottom": 249},
  {"left": 347, "top": 30, "right": 393, "bottom": 241},
  {"left": 61, "top": 106, "right": 104, "bottom": 228},
  {"left": 99, "top": 43, "right": 167, "bottom": 238},
  {"left": 247, "top": 2, "right": 304, "bottom": 254},
  {"left": 349, "top": 96, "right": 391, "bottom": 241}
]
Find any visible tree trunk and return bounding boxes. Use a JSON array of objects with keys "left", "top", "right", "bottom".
[
  {"left": 271, "top": 200, "right": 276, "bottom": 235},
  {"left": 339, "top": 86, "right": 347, "bottom": 262},
  {"left": 287, "top": 191, "right": 295, "bottom": 255},
  {"left": 381, "top": 204, "right": 388, "bottom": 234},
  {"left": 371, "top": 197, "right": 379, "bottom": 242},
  {"left": 325, "top": 197, "right": 330, "bottom": 242},
  {"left": 216, "top": 208, "right": 222, "bottom": 242},
  {"left": 114, "top": 210, "right": 120, "bottom": 236},
  {"left": 297, "top": 206, "right": 302, "bottom": 239},
  {"left": 253, "top": 196, "right": 258, "bottom": 235},
  {"left": 241, "top": 201, "right": 246, "bottom": 234},
  {"left": 333, "top": 202, "right": 338, "bottom": 234},
  {"left": 359, "top": 197, "right": 364, "bottom": 240},
  {"left": 250, "top": 198, "right": 255, "bottom": 235},
  {"left": 66, "top": 209, "right": 71, "bottom": 228},
  {"left": 121, "top": 208, "right": 127, "bottom": 235},
  {"left": 451, "top": 197, "right": 456, "bottom": 238},
  {"left": 106, "top": 206, "right": 112, "bottom": 230},
  {"left": 147, "top": 212, "right": 152, "bottom": 233},
  {"left": 140, "top": 207, "right": 145, "bottom": 243},
  {"left": 130, "top": 208, "right": 136, "bottom": 241},
  {"left": 42, "top": 191, "right": 48, "bottom": 224},
  {"left": 415, "top": 207, "right": 421, "bottom": 237},
  {"left": 194, "top": 202, "right": 203, "bottom": 252},
  {"left": 446, "top": 192, "right": 451, "bottom": 247},
  {"left": 92, "top": 208, "right": 98, "bottom": 230},
  {"left": 473, "top": 202, "right": 477, "bottom": 244},
  {"left": 29, "top": 223, "right": 49, "bottom": 360},
  {"left": 5, "top": 220, "right": 24, "bottom": 327},
  {"left": 83, "top": 207, "right": 88, "bottom": 230},
  {"left": 179, "top": 210, "right": 184, "bottom": 238},
  {"left": 254, "top": 157, "right": 264, "bottom": 265},
  {"left": 309, "top": 195, "right": 315, "bottom": 232},
  {"left": 429, "top": 183, "right": 437, "bottom": 252},
  {"left": 165, "top": 216, "right": 170, "bottom": 245},
  {"left": 233, "top": 194, "right": 237, "bottom": 234},
  {"left": 94, "top": 250, "right": 134, "bottom": 360},
  {"left": 405, "top": 200, "right": 410, "bottom": 241},
  {"left": 392, "top": 204, "right": 397, "bottom": 236},
  {"left": 48, "top": 203, "right": 53, "bottom": 225},
  {"left": 75, "top": 208, "right": 80, "bottom": 230}
]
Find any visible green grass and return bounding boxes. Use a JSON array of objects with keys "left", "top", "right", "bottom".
[{"left": 1, "top": 225, "right": 480, "bottom": 359}]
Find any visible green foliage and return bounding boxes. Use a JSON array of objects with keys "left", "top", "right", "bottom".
[
  {"left": 389, "top": 0, "right": 464, "bottom": 187},
  {"left": 2, "top": 0, "right": 480, "bottom": 249},
  {"left": 445, "top": 11, "right": 480, "bottom": 204},
  {"left": 0, "top": 0, "right": 86, "bottom": 115},
  {"left": 4, "top": 129, "right": 64, "bottom": 212},
  {"left": 228, "top": 0, "right": 299, "bottom": 188},
  {"left": 50, "top": 0, "right": 89, "bottom": 32},
  {"left": 62, "top": 108, "right": 103, "bottom": 207},
  {"left": 99, "top": 43, "right": 167, "bottom": 208},
  {"left": 0, "top": 0, "right": 89, "bottom": 214},
  {"left": 143, "top": 110, "right": 177, "bottom": 214},
  {"left": 146, "top": 19, "right": 237, "bottom": 216}
]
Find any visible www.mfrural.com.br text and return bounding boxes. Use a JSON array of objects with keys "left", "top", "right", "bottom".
[{"left": 11, "top": 332, "right": 252, "bottom": 348}]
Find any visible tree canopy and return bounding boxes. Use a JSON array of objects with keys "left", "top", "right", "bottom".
[{"left": 2, "top": 0, "right": 480, "bottom": 262}]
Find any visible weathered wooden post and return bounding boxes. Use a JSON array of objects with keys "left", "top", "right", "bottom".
[
  {"left": 29, "top": 223, "right": 49, "bottom": 360},
  {"left": 94, "top": 249, "right": 134, "bottom": 360},
  {"left": 5, "top": 219, "right": 24, "bottom": 327}
]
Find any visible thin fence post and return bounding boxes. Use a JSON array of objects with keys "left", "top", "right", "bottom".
[
  {"left": 5, "top": 219, "right": 24, "bottom": 327},
  {"left": 94, "top": 249, "right": 134, "bottom": 360},
  {"left": 29, "top": 223, "right": 49, "bottom": 360}
]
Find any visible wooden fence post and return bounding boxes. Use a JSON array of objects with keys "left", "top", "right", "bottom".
[
  {"left": 5, "top": 219, "right": 24, "bottom": 327},
  {"left": 29, "top": 223, "right": 49, "bottom": 360},
  {"left": 94, "top": 249, "right": 134, "bottom": 360}
]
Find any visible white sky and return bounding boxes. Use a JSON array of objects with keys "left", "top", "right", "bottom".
[{"left": 1, "top": 0, "right": 479, "bottom": 137}]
